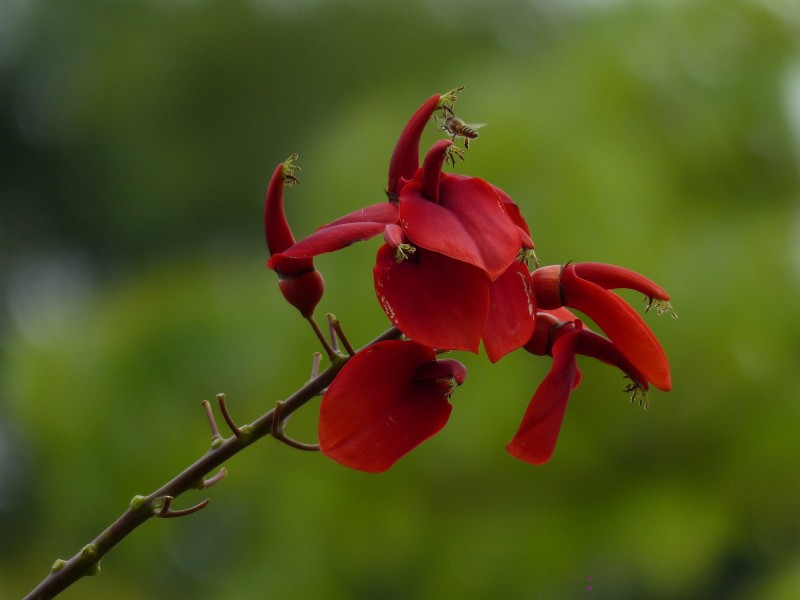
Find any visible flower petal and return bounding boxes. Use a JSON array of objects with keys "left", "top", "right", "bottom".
[
  {"left": 276, "top": 222, "right": 388, "bottom": 261},
  {"left": 319, "top": 202, "right": 399, "bottom": 229},
  {"left": 506, "top": 330, "right": 582, "bottom": 465},
  {"left": 572, "top": 262, "right": 670, "bottom": 301},
  {"left": 483, "top": 262, "right": 536, "bottom": 363},
  {"left": 374, "top": 244, "right": 489, "bottom": 352},
  {"left": 319, "top": 340, "right": 454, "bottom": 473},
  {"left": 399, "top": 176, "right": 520, "bottom": 280},
  {"left": 561, "top": 265, "right": 671, "bottom": 391},
  {"left": 387, "top": 94, "right": 441, "bottom": 199}
]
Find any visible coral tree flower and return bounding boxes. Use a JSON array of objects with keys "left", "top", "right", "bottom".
[
  {"left": 263, "top": 91, "right": 675, "bottom": 470},
  {"left": 507, "top": 309, "right": 653, "bottom": 465},
  {"left": 264, "top": 155, "right": 324, "bottom": 318},
  {"left": 319, "top": 340, "right": 467, "bottom": 473},
  {"left": 274, "top": 91, "right": 535, "bottom": 359}
]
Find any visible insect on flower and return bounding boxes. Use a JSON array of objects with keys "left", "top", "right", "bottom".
[{"left": 438, "top": 114, "right": 485, "bottom": 149}]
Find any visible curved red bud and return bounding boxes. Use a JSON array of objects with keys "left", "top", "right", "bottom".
[
  {"left": 387, "top": 94, "right": 441, "bottom": 200},
  {"left": 319, "top": 340, "right": 457, "bottom": 473},
  {"left": 264, "top": 161, "right": 298, "bottom": 256},
  {"left": 264, "top": 157, "right": 324, "bottom": 317},
  {"left": 373, "top": 244, "right": 489, "bottom": 352},
  {"left": 482, "top": 261, "right": 536, "bottom": 363},
  {"left": 507, "top": 327, "right": 582, "bottom": 465}
]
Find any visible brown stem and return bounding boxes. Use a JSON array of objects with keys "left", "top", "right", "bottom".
[
  {"left": 22, "top": 325, "right": 401, "bottom": 600},
  {"left": 306, "top": 315, "right": 337, "bottom": 361}
]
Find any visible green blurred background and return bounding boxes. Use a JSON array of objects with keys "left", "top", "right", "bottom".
[{"left": 2, "top": 0, "right": 799, "bottom": 598}]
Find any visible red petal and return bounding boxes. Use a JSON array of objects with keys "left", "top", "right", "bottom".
[
  {"left": 573, "top": 327, "right": 649, "bottom": 389},
  {"left": 561, "top": 265, "right": 671, "bottom": 391},
  {"left": 399, "top": 176, "right": 520, "bottom": 280},
  {"left": 419, "top": 140, "right": 451, "bottom": 203},
  {"left": 264, "top": 162, "right": 296, "bottom": 256},
  {"left": 319, "top": 202, "right": 399, "bottom": 229},
  {"left": 413, "top": 358, "right": 468, "bottom": 388},
  {"left": 278, "top": 222, "right": 388, "bottom": 260},
  {"left": 572, "top": 262, "right": 670, "bottom": 300},
  {"left": 449, "top": 174, "right": 533, "bottom": 238},
  {"left": 374, "top": 244, "right": 489, "bottom": 352},
  {"left": 388, "top": 94, "right": 441, "bottom": 199},
  {"left": 489, "top": 183, "right": 532, "bottom": 238},
  {"left": 319, "top": 340, "right": 452, "bottom": 473},
  {"left": 506, "top": 331, "right": 582, "bottom": 465},
  {"left": 483, "top": 262, "right": 536, "bottom": 363}
]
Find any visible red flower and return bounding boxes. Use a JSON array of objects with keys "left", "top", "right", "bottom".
[
  {"left": 532, "top": 262, "right": 672, "bottom": 391},
  {"left": 506, "top": 310, "right": 653, "bottom": 465},
  {"left": 319, "top": 340, "right": 466, "bottom": 472},
  {"left": 264, "top": 155, "right": 324, "bottom": 318},
  {"left": 272, "top": 95, "right": 534, "bottom": 358}
]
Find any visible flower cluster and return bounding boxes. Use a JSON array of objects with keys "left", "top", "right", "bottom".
[{"left": 264, "top": 89, "right": 674, "bottom": 472}]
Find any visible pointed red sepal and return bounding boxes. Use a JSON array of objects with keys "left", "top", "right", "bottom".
[
  {"left": 373, "top": 244, "right": 489, "bottom": 352},
  {"left": 506, "top": 327, "right": 582, "bottom": 465},
  {"left": 275, "top": 222, "right": 389, "bottom": 262},
  {"left": 319, "top": 340, "right": 463, "bottom": 473},
  {"left": 387, "top": 94, "right": 441, "bottom": 200},
  {"left": 399, "top": 175, "right": 520, "bottom": 280},
  {"left": 483, "top": 261, "right": 536, "bottom": 363},
  {"left": 559, "top": 264, "right": 671, "bottom": 391}
]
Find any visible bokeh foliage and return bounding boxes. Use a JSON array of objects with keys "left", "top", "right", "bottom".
[{"left": 2, "top": 0, "right": 800, "bottom": 598}]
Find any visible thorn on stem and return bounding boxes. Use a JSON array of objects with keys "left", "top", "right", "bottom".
[
  {"left": 271, "top": 401, "right": 320, "bottom": 452},
  {"left": 310, "top": 352, "right": 322, "bottom": 380},
  {"left": 329, "top": 315, "right": 356, "bottom": 357},
  {"left": 198, "top": 467, "right": 228, "bottom": 490},
  {"left": 216, "top": 393, "right": 242, "bottom": 438},
  {"left": 153, "top": 496, "right": 210, "bottom": 519},
  {"left": 201, "top": 399, "right": 224, "bottom": 448}
]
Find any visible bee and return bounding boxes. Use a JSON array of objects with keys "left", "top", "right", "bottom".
[{"left": 438, "top": 114, "right": 485, "bottom": 149}]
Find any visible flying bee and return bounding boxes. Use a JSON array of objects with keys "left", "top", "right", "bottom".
[{"left": 438, "top": 114, "right": 485, "bottom": 149}]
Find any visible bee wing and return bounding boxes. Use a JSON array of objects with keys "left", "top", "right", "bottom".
[{"left": 467, "top": 123, "right": 487, "bottom": 130}]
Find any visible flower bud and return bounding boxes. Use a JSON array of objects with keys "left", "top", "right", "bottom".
[{"left": 264, "top": 156, "right": 324, "bottom": 317}]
